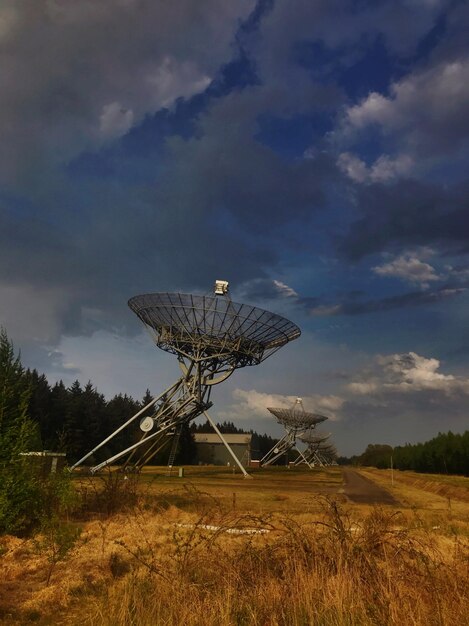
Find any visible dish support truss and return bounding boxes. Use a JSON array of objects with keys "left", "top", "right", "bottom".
[
  {"left": 260, "top": 398, "right": 328, "bottom": 468},
  {"left": 70, "top": 356, "right": 252, "bottom": 476},
  {"left": 310, "top": 443, "right": 338, "bottom": 467},
  {"left": 260, "top": 428, "right": 313, "bottom": 468},
  {"left": 293, "top": 433, "right": 336, "bottom": 467}
]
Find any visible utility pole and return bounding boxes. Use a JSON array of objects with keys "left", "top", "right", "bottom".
[{"left": 390, "top": 449, "right": 394, "bottom": 487}]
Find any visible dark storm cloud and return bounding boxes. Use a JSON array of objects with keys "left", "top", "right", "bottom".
[
  {"left": 0, "top": 0, "right": 259, "bottom": 341},
  {"left": 310, "top": 285, "right": 466, "bottom": 317},
  {"left": 0, "top": 0, "right": 254, "bottom": 187},
  {"left": 0, "top": 0, "right": 467, "bottom": 353},
  {"left": 159, "top": 89, "right": 339, "bottom": 232},
  {"left": 236, "top": 274, "right": 466, "bottom": 319},
  {"left": 0, "top": 36, "right": 343, "bottom": 342},
  {"left": 340, "top": 179, "right": 469, "bottom": 260},
  {"left": 253, "top": 0, "right": 452, "bottom": 83}
]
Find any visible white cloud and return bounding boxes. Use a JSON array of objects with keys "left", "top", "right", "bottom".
[
  {"left": 347, "top": 351, "right": 469, "bottom": 396},
  {"left": 338, "top": 152, "right": 414, "bottom": 182},
  {"left": 272, "top": 280, "right": 298, "bottom": 298},
  {"left": 372, "top": 250, "right": 441, "bottom": 287},
  {"left": 370, "top": 154, "right": 414, "bottom": 181},
  {"left": 339, "top": 57, "right": 469, "bottom": 160},
  {"left": 145, "top": 56, "right": 211, "bottom": 109},
  {"left": 219, "top": 388, "right": 344, "bottom": 422},
  {"left": 337, "top": 152, "right": 369, "bottom": 183},
  {"left": 99, "top": 102, "right": 134, "bottom": 139}
]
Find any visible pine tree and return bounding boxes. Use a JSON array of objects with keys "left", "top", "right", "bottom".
[
  {"left": 24, "top": 369, "right": 52, "bottom": 447},
  {"left": 0, "top": 328, "right": 41, "bottom": 534},
  {"left": 105, "top": 393, "right": 140, "bottom": 457},
  {"left": 0, "top": 328, "right": 37, "bottom": 460},
  {"left": 141, "top": 389, "right": 153, "bottom": 409},
  {"left": 175, "top": 423, "right": 197, "bottom": 464},
  {"left": 49, "top": 381, "right": 70, "bottom": 451}
]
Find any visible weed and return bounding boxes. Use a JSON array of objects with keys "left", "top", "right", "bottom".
[
  {"left": 34, "top": 517, "right": 82, "bottom": 585},
  {"left": 86, "top": 495, "right": 469, "bottom": 626}
]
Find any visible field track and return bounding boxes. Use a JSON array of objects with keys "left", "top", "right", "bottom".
[{"left": 342, "top": 468, "right": 398, "bottom": 504}]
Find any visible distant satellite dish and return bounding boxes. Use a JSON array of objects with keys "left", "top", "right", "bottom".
[
  {"left": 140, "top": 416, "right": 154, "bottom": 432},
  {"left": 260, "top": 398, "right": 331, "bottom": 469}
]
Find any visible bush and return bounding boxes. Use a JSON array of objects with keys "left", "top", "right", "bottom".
[{"left": 0, "top": 328, "right": 79, "bottom": 535}]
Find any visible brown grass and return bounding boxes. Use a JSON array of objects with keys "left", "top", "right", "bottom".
[
  {"left": 361, "top": 467, "right": 469, "bottom": 503},
  {"left": 84, "top": 497, "right": 468, "bottom": 626},
  {"left": 1, "top": 468, "right": 468, "bottom": 625}
]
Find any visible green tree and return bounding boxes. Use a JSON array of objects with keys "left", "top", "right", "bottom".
[
  {"left": 24, "top": 369, "right": 53, "bottom": 446},
  {"left": 0, "top": 328, "right": 41, "bottom": 534},
  {"left": 105, "top": 393, "right": 140, "bottom": 458},
  {"left": 359, "top": 444, "right": 393, "bottom": 469},
  {"left": 175, "top": 422, "right": 197, "bottom": 464}
]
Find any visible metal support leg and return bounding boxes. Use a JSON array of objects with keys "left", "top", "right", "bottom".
[
  {"left": 203, "top": 410, "right": 251, "bottom": 478},
  {"left": 294, "top": 446, "right": 314, "bottom": 469},
  {"left": 69, "top": 390, "right": 166, "bottom": 470},
  {"left": 260, "top": 432, "right": 295, "bottom": 467}
]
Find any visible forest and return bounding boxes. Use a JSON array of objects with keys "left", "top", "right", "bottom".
[
  {"left": 341, "top": 432, "right": 469, "bottom": 476},
  {"left": 0, "top": 328, "right": 278, "bottom": 468},
  {"left": 2, "top": 328, "right": 467, "bottom": 474}
]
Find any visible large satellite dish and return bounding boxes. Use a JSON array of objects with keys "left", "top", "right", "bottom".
[
  {"left": 128, "top": 292, "right": 300, "bottom": 368},
  {"left": 71, "top": 281, "right": 300, "bottom": 476},
  {"left": 261, "top": 398, "right": 330, "bottom": 468},
  {"left": 267, "top": 406, "right": 328, "bottom": 430},
  {"left": 294, "top": 431, "right": 337, "bottom": 467},
  {"left": 297, "top": 431, "right": 330, "bottom": 445}
]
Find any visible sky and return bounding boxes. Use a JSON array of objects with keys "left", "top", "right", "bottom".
[{"left": 1, "top": 0, "right": 469, "bottom": 456}]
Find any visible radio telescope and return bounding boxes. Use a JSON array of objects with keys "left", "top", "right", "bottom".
[
  {"left": 294, "top": 431, "right": 332, "bottom": 468},
  {"left": 314, "top": 442, "right": 338, "bottom": 466},
  {"left": 260, "top": 398, "right": 328, "bottom": 467},
  {"left": 71, "top": 280, "right": 300, "bottom": 476}
]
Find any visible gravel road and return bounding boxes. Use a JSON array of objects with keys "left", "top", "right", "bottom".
[{"left": 341, "top": 468, "right": 398, "bottom": 505}]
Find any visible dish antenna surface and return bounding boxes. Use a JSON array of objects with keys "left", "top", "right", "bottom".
[
  {"left": 260, "top": 398, "right": 329, "bottom": 468},
  {"left": 71, "top": 280, "right": 300, "bottom": 476}
]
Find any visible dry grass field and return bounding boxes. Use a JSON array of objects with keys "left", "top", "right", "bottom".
[{"left": 1, "top": 466, "right": 468, "bottom": 625}]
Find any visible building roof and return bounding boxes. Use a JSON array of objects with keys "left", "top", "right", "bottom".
[{"left": 194, "top": 433, "right": 252, "bottom": 445}]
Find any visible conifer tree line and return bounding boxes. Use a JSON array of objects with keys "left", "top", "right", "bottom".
[
  {"left": 7, "top": 326, "right": 466, "bottom": 475},
  {"left": 341, "top": 432, "right": 469, "bottom": 476},
  {"left": 0, "top": 328, "right": 278, "bottom": 467}
]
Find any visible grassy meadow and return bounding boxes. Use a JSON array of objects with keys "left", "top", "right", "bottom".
[{"left": 1, "top": 466, "right": 468, "bottom": 625}]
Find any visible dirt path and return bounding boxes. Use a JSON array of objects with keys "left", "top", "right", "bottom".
[{"left": 341, "top": 468, "right": 398, "bottom": 505}]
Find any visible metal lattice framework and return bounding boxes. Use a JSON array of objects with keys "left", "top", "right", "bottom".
[
  {"left": 128, "top": 292, "right": 299, "bottom": 368},
  {"left": 71, "top": 282, "right": 300, "bottom": 476},
  {"left": 293, "top": 431, "right": 337, "bottom": 467},
  {"left": 311, "top": 442, "right": 338, "bottom": 466},
  {"left": 260, "top": 398, "right": 329, "bottom": 468}
]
